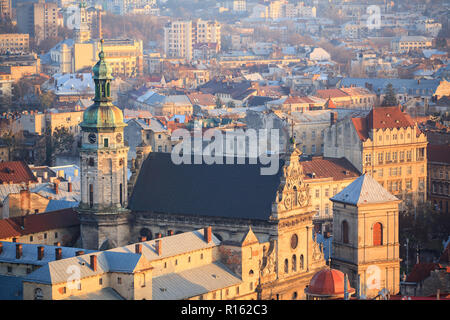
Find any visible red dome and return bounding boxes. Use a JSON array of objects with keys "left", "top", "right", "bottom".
[{"left": 306, "top": 269, "right": 355, "bottom": 296}]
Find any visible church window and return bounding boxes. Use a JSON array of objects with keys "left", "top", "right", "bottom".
[
  {"left": 89, "top": 184, "right": 94, "bottom": 208},
  {"left": 292, "top": 255, "right": 297, "bottom": 272},
  {"left": 249, "top": 270, "right": 254, "bottom": 276},
  {"left": 342, "top": 221, "right": 349, "bottom": 244},
  {"left": 300, "top": 255, "right": 304, "bottom": 270},
  {"left": 291, "top": 234, "right": 298, "bottom": 249},
  {"left": 119, "top": 183, "right": 123, "bottom": 206},
  {"left": 373, "top": 222, "right": 383, "bottom": 246},
  {"left": 284, "top": 259, "right": 289, "bottom": 273}
]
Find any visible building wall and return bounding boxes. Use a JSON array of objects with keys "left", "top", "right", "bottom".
[
  {"left": 324, "top": 119, "right": 363, "bottom": 171},
  {"left": 332, "top": 200, "right": 400, "bottom": 298},
  {"left": 361, "top": 126, "right": 428, "bottom": 210},
  {"left": 428, "top": 161, "right": 449, "bottom": 213},
  {"left": 0, "top": 34, "right": 29, "bottom": 53}
]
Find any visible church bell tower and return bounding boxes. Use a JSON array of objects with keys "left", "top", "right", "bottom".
[{"left": 77, "top": 40, "right": 131, "bottom": 250}]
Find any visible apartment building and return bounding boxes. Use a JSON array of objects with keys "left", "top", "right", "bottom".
[
  {"left": 0, "top": 34, "right": 30, "bottom": 53},
  {"left": 301, "top": 156, "right": 360, "bottom": 230},
  {"left": 324, "top": 106, "right": 428, "bottom": 211},
  {"left": 0, "top": 0, "right": 11, "bottom": 19},
  {"left": 427, "top": 144, "right": 449, "bottom": 213},
  {"left": 16, "top": 0, "right": 58, "bottom": 44},
  {"left": 391, "top": 36, "right": 433, "bottom": 53},
  {"left": 164, "top": 19, "right": 221, "bottom": 61}
]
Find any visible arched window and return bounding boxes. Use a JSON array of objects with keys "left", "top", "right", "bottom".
[
  {"left": 119, "top": 183, "right": 123, "bottom": 206},
  {"left": 342, "top": 221, "right": 349, "bottom": 244},
  {"left": 284, "top": 259, "right": 289, "bottom": 273},
  {"left": 249, "top": 270, "right": 254, "bottom": 277},
  {"left": 373, "top": 222, "right": 383, "bottom": 246},
  {"left": 292, "top": 255, "right": 297, "bottom": 272},
  {"left": 293, "top": 186, "right": 298, "bottom": 207},
  {"left": 34, "top": 288, "right": 43, "bottom": 300},
  {"left": 300, "top": 254, "right": 304, "bottom": 270}
]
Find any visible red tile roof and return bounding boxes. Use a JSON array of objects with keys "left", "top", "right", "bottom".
[
  {"left": 0, "top": 208, "right": 79, "bottom": 240},
  {"left": 367, "top": 106, "right": 414, "bottom": 130},
  {"left": 406, "top": 263, "right": 440, "bottom": 283},
  {"left": 0, "top": 219, "right": 21, "bottom": 239},
  {"left": 302, "top": 157, "right": 361, "bottom": 181},
  {"left": 427, "top": 144, "right": 450, "bottom": 165},
  {"left": 315, "top": 89, "right": 349, "bottom": 99},
  {"left": 186, "top": 92, "right": 216, "bottom": 106},
  {"left": 352, "top": 106, "right": 417, "bottom": 141},
  {"left": 0, "top": 161, "right": 37, "bottom": 184},
  {"left": 284, "top": 96, "right": 315, "bottom": 104}
]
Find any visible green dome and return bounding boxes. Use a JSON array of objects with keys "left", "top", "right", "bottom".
[
  {"left": 81, "top": 104, "right": 126, "bottom": 129},
  {"left": 80, "top": 39, "right": 125, "bottom": 129}
]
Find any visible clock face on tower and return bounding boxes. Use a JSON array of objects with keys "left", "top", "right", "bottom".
[
  {"left": 88, "top": 133, "right": 97, "bottom": 144},
  {"left": 116, "top": 133, "right": 122, "bottom": 143}
]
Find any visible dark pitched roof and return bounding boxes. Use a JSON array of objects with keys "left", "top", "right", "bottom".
[
  {"left": 0, "top": 161, "right": 37, "bottom": 184},
  {"left": 128, "top": 152, "right": 285, "bottom": 220},
  {"left": 406, "top": 263, "right": 440, "bottom": 283}
]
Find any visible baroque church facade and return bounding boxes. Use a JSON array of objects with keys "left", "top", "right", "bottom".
[{"left": 77, "top": 45, "right": 328, "bottom": 299}]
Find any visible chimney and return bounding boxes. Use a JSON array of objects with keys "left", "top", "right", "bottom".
[
  {"left": 139, "top": 236, "right": 147, "bottom": 242},
  {"left": 37, "top": 246, "right": 44, "bottom": 260},
  {"left": 55, "top": 248, "right": 62, "bottom": 260},
  {"left": 155, "top": 240, "right": 162, "bottom": 255},
  {"left": 76, "top": 250, "right": 85, "bottom": 256},
  {"left": 20, "top": 189, "right": 31, "bottom": 214},
  {"left": 68, "top": 182, "right": 72, "bottom": 192},
  {"left": 135, "top": 243, "right": 142, "bottom": 254},
  {"left": 90, "top": 255, "right": 97, "bottom": 271},
  {"left": 204, "top": 226, "right": 212, "bottom": 243},
  {"left": 16, "top": 244, "right": 23, "bottom": 259},
  {"left": 167, "top": 230, "right": 174, "bottom": 236}
]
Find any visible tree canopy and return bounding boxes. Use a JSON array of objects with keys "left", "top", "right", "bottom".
[{"left": 381, "top": 83, "right": 399, "bottom": 106}]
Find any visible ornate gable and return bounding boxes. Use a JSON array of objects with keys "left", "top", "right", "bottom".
[{"left": 271, "top": 146, "right": 311, "bottom": 219}]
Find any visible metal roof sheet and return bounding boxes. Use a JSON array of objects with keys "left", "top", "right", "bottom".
[
  {"left": 330, "top": 174, "right": 399, "bottom": 206},
  {"left": 152, "top": 262, "right": 242, "bottom": 300},
  {"left": 110, "top": 229, "right": 220, "bottom": 261}
]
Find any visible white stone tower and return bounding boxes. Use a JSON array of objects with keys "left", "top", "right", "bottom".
[{"left": 77, "top": 40, "right": 130, "bottom": 250}]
